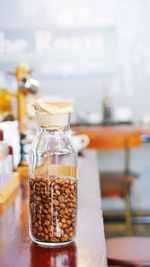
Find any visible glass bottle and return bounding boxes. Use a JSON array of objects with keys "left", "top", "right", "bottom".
[
  {"left": 102, "top": 93, "right": 113, "bottom": 123},
  {"left": 101, "top": 83, "right": 113, "bottom": 124},
  {"left": 29, "top": 108, "right": 77, "bottom": 247}
]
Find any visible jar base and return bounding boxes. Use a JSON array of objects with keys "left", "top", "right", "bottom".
[{"left": 31, "top": 236, "right": 74, "bottom": 248}]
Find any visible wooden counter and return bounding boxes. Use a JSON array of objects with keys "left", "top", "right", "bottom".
[
  {"left": 73, "top": 125, "right": 142, "bottom": 150},
  {"left": 0, "top": 150, "right": 107, "bottom": 267}
]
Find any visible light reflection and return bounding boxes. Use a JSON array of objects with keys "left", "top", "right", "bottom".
[{"left": 30, "top": 242, "right": 77, "bottom": 267}]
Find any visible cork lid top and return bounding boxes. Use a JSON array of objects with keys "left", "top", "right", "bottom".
[
  {"left": 33, "top": 98, "right": 73, "bottom": 129},
  {"left": 33, "top": 98, "right": 73, "bottom": 115}
]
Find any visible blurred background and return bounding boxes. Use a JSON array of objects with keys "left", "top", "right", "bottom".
[
  {"left": 1, "top": 0, "right": 150, "bottom": 237},
  {"left": 1, "top": 0, "right": 150, "bottom": 118}
]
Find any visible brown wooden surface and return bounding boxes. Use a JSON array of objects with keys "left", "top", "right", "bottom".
[
  {"left": 73, "top": 125, "right": 142, "bottom": 150},
  {"left": 106, "top": 237, "right": 150, "bottom": 266},
  {"left": 0, "top": 150, "right": 107, "bottom": 267}
]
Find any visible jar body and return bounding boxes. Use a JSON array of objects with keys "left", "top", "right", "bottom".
[{"left": 29, "top": 126, "right": 77, "bottom": 247}]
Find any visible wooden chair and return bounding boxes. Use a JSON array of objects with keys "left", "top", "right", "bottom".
[
  {"left": 99, "top": 127, "right": 141, "bottom": 234},
  {"left": 73, "top": 126, "right": 142, "bottom": 233},
  {"left": 106, "top": 237, "right": 150, "bottom": 266},
  {"left": 100, "top": 171, "right": 137, "bottom": 234}
]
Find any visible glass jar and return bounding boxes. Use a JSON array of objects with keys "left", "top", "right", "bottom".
[{"left": 29, "top": 111, "right": 77, "bottom": 247}]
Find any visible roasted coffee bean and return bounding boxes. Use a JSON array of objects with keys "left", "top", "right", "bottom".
[
  {"left": 67, "top": 219, "right": 71, "bottom": 226},
  {"left": 62, "top": 223, "right": 67, "bottom": 230},
  {"left": 44, "top": 235, "right": 49, "bottom": 241},
  {"left": 30, "top": 176, "right": 77, "bottom": 243},
  {"left": 60, "top": 203, "right": 65, "bottom": 209},
  {"left": 38, "top": 226, "right": 43, "bottom": 232},
  {"left": 45, "top": 214, "right": 51, "bottom": 220},
  {"left": 54, "top": 185, "right": 60, "bottom": 190},
  {"left": 61, "top": 218, "right": 66, "bottom": 223},
  {"left": 44, "top": 203, "right": 49, "bottom": 209},
  {"left": 65, "top": 188, "right": 70, "bottom": 194},
  {"left": 43, "top": 209, "right": 48, "bottom": 215},
  {"left": 55, "top": 190, "right": 60, "bottom": 196},
  {"left": 44, "top": 228, "right": 49, "bottom": 234},
  {"left": 53, "top": 199, "right": 59, "bottom": 206}
]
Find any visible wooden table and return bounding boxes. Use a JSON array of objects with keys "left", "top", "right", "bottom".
[
  {"left": 73, "top": 125, "right": 142, "bottom": 175},
  {"left": 0, "top": 150, "right": 107, "bottom": 267},
  {"left": 73, "top": 125, "right": 142, "bottom": 150}
]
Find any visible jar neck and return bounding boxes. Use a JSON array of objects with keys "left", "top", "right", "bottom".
[
  {"left": 36, "top": 112, "right": 71, "bottom": 133},
  {"left": 39, "top": 128, "right": 70, "bottom": 136}
]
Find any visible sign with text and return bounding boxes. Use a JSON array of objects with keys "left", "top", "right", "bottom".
[{"left": 0, "top": 28, "right": 116, "bottom": 79}]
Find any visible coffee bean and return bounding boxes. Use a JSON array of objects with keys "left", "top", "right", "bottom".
[
  {"left": 67, "top": 219, "right": 71, "bottom": 226},
  {"left": 61, "top": 218, "right": 66, "bottom": 223},
  {"left": 40, "top": 232, "right": 44, "bottom": 237},
  {"left": 44, "top": 228, "right": 49, "bottom": 234},
  {"left": 55, "top": 190, "right": 60, "bottom": 196},
  {"left": 53, "top": 199, "right": 59, "bottom": 206},
  {"left": 36, "top": 196, "right": 41, "bottom": 202},
  {"left": 45, "top": 214, "right": 51, "bottom": 220},
  {"left": 70, "top": 185, "right": 74, "bottom": 190},
  {"left": 65, "top": 188, "right": 70, "bottom": 194},
  {"left": 43, "top": 209, "right": 48, "bottom": 215},
  {"left": 44, "top": 235, "right": 49, "bottom": 241},
  {"left": 59, "top": 209, "right": 65, "bottom": 216},
  {"left": 54, "top": 185, "right": 60, "bottom": 190},
  {"left": 44, "top": 220, "right": 50, "bottom": 226},
  {"left": 38, "top": 226, "right": 43, "bottom": 232},
  {"left": 62, "top": 223, "right": 67, "bottom": 229},
  {"left": 65, "top": 208, "right": 69, "bottom": 215},
  {"left": 44, "top": 203, "right": 49, "bottom": 209},
  {"left": 60, "top": 203, "right": 65, "bottom": 209},
  {"left": 30, "top": 176, "right": 77, "bottom": 244}
]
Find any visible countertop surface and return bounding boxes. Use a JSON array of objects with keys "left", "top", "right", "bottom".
[
  {"left": 73, "top": 125, "right": 142, "bottom": 150},
  {"left": 0, "top": 150, "right": 107, "bottom": 267}
]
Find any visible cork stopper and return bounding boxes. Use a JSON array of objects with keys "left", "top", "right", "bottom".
[{"left": 33, "top": 98, "right": 73, "bottom": 129}]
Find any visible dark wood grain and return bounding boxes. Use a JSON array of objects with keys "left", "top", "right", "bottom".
[{"left": 0, "top": 150, "right": 107, "bottom": 267}]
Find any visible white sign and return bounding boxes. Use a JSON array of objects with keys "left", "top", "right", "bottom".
[{"left": 0, "top": 28, "right": 116, "bottom": 78}]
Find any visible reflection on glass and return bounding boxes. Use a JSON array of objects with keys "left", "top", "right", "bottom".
[{"left": 30, "top": 242, "right": 77, "bottom": 267}]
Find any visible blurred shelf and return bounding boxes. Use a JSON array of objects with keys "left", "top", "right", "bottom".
[
  {"left": 71, "top": 120, "right": 133, "bottom": 127},
  {"left": 0, "top": 172, "right": 20, "bottom": 204}
]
